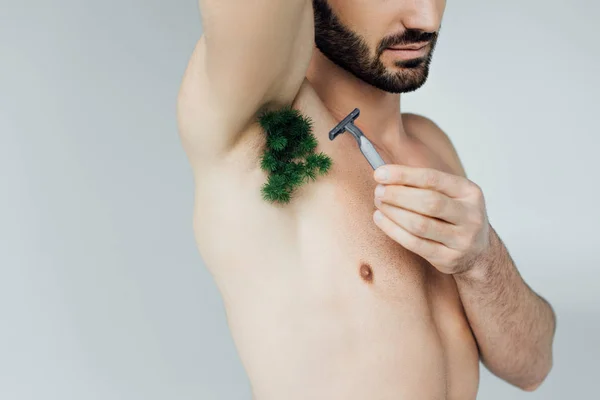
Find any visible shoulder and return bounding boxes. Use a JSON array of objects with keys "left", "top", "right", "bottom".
[{"left": 402, "top": 113, "right": 467, "bottom": 178}]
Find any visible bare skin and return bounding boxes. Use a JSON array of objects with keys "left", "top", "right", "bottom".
[
  {"left": 179, "top": 51, "right": 478, "bottom": 400},
  {"left": 177, "top": 1, "right": 481, "bottom": 399}
]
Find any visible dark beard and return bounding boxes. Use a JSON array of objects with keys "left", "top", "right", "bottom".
[{"left": 312, "top": 0, "right": 439, "bottom": 93}]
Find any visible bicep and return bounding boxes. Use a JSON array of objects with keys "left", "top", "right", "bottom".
[
  {"left": 201, "top": 0, "right": 314, "bottom": 109},
  {"left": 177, "top": 0, "right": 314, "bottom": 161}
]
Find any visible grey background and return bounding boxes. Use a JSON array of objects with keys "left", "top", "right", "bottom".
[{"left": 1, "top": 0, "right": 598, "bottom": 399}]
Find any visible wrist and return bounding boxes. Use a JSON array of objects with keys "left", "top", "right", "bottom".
[{"left": 455, "top": 226, "right": 499, "bottom": 284}]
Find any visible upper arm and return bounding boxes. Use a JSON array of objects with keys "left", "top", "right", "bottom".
[
  {"left": 177, "top": 0, "right": 314, "bottom": 163},
  {"left": 403, "top": 113, "right": 467, "bottom": 178}
]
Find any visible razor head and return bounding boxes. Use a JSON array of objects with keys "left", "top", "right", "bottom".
[{"left": 329, "top": 108, "right": 360, "bottom": 141}]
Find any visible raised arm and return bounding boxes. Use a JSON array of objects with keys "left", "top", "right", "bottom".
[{"left": 177, "top": 0, "right": 314, "bottom": 164}]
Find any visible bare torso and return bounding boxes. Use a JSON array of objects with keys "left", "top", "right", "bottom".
[{"left": 189, "top": 78, "right": 480, "bottom": 400}]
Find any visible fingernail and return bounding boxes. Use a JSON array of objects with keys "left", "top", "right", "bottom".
[
  {"left": 375, "top": 168, "right": 388, "bottom": 181},
  {"left": 375, "top": 184, "right": 385, "bottom": 198},
  {"left": 374, "top": 210, "right": 383, "bottom": 222}
]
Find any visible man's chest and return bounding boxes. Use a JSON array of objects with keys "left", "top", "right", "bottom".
[
  {"left": 206, "top": 85, "right": 456, "bottom": 289},
  {"left": 282, "top": 124, "right": 453, "bottom": 288}
]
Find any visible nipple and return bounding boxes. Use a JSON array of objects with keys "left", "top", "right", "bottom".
[{"left": 359, "top": 263, "right": 374, "bottom": 283}]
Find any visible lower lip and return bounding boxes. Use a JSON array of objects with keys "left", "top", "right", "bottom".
[{"left": 385, "top": 45, "right": 428, "bottom": 59}]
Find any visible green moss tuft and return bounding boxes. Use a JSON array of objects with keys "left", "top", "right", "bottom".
[{"left": 257, "top": 105, "right": 333, "bottom": 204}]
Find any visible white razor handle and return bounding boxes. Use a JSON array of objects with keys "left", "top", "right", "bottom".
[{"left": 358, "top": 135, "right": 386, "bottom": 170}]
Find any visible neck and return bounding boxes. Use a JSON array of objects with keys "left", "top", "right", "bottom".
[{"left": 306, "top": 47, "right": 411, "bottom": 156}]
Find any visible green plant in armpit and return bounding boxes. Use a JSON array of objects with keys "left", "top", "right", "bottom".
[{"left": 258, "top": 105, "right": 333, "bottom": 204}]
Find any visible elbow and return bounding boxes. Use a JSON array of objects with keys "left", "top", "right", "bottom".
[
  {"left": 521, "top": 308, "right": 557, "bottom": 392},
  {"left": 521, "top": 379, "right": 544, "bottom": 392},
  {"left": 519, "top": 358, "right": 553, "bottom": 392}
]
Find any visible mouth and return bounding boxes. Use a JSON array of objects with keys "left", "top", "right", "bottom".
[
  {"left": 385, "top": 42, "right": 430, "bottom": 59},
  {"left": 387, "top": 41, "right": 430, "bottom": 51}
]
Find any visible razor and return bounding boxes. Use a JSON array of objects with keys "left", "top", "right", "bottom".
[{"left": 329, "top": 108, "right": 386, "bottom": 170}]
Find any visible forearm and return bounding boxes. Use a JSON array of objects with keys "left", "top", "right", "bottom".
[{"left": 453, "top": 226, "right": 556, "bottom": 391}]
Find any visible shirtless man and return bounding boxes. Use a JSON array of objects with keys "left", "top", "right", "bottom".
[{"left": 176, "top": 1, "right": 556, "bottom": 399}]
